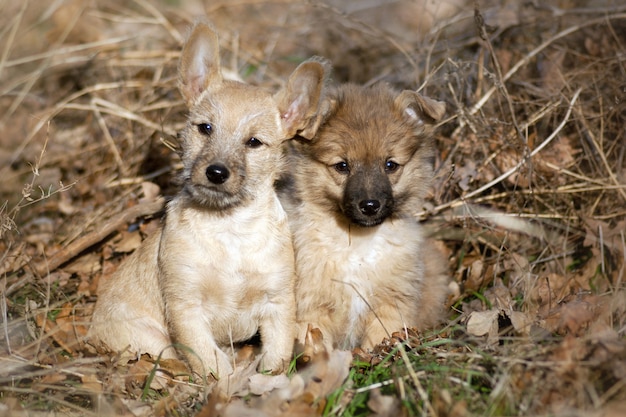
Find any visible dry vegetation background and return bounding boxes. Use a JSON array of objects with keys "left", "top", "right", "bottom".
[{"left": 1, "top": 0, "right": 625, "bottom": 416}]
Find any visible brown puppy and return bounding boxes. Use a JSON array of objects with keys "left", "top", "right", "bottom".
[
  {"left": 87, "top": 22, "right": 329, "bottom": 377},
  {"left": 282, "top": 83, "right": 450, "bottom": 350}
]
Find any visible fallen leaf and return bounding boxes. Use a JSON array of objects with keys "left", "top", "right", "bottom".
[
  {"left": 464, "top": 258, "right": 486, "bottom": 292},
  {"left": 141, "top": 181, "right": 161, "bottom": 202},
  {"left": 367, "top": 387, "right": 401, "bottom": 417},
  {"left": 125, "top": 358, "right": 153, "bottom": 392},
  {"left": 220, "top": 400, "right": 271, "bottom": 417},
  {"left": 126, "top": 356, "right": 172, "bottom": 394},
  {"left": 300, "top": 324, "right": 327, "bottom": 365},
  {"left": 80, "top": 373, "right": 102, "bottom": 395},
  {"left": 113, "top": 230, "right": 143, "bottom": 254},
  {"left": 121, "top": 398, "right": 153, "bottom": 417},
  {"left": 215, "top": 357, "right": 262, "bottom": 399},
  {"left": 509, "top": 311, "right": 532, "bottom": 336},
  {"left": 62, "top": 252, "right": 101, "bottom": 275},
  {"left": 434, "top": 388, "right": 469, "bottom": 417},
  {"left": 466, "top": 309, "right": 499, "bottom": 336},
  {"left": 0, "top": 397, "right": 25, "bottom": 415},
  {"left": 528, "top": 273, "right": 562, "bottom": 314},
  {"left": 154, "top": 395, "right": 179, "bottom": 417},
  {"left": 466, "top": 309, "right": 499, "bottom": 346},
  {"left": 235, "top": 344, "right": 257, "bottom": 365},
  {"left": 599, "top": 401, "right": 626, "bottom": 417},
  {"left": 58, "top": 193, "right": 76, "bottom": 215},
  {"left": 455, "top": 160, "right": 478, "bottom": 192},
  {"left": 35, "top": 302, "right": 87, "bottom": 354},
  {"left": 582, "top": 217, "right": 626, "bottom": 250},
  {"left": 214, "top": 349, "right": 352, "bottom": 417},
  {"left": 48, "top": 0, "right": 103, "bottom": 44},
  {"left": 559, "top": 298, "right": 598, "bottom": 335},
  {"left": 536, "top": 135, "right": 579, "bottom": 177},
  {"left": 249, "top": 373, "right": 290, "bottom": 396},
  {"left": 298, "top": 350, "right": 353, "bottom": 400},
  {"left": 539, "top": 49, "right": 566, "bottom": 93},
  {"left": 483, "top": 281, "right": 513, "bottom": 311},
  {"left": 33, "top": 373, "right": 67, "bottom": 391}
]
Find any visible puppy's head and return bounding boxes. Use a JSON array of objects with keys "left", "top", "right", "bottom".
[
  {"left": 177, "top": 22, "right": 329, "bottom": 210},
  {"left": 293, "top": 83, "right": 445, "bottom": 226}
]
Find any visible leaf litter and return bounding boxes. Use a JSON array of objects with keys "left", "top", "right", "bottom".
[{"left": 1, "top": 0, "right": 626, "bottom": 416}]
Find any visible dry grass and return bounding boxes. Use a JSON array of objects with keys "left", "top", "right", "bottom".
[{"left": 1, "top": 1, "right": 625, "bottom": 416}]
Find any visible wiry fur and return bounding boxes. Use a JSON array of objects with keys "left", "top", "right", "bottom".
[
  {"left": 282, "top": 83, "right": 450, "bottom": 350},
  {"left": 87, "top": 22, "right": 329, "bottom": 377}
]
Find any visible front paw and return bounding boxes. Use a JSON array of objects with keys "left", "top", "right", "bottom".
[
  {"left": 212, "top": 350, "right": 235, "bottom": 378},
  {"left": 186, "top": 347, "right": 234, "bottom": 379},
  {"left": 258, "top": 349, "right": 290, "bottom": 374}
]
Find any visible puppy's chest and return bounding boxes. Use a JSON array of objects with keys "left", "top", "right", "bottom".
[
  {"left": 162, "top": 199, "right": 292, "bottom": 291},
  {"left": 295, "top": 217, "right": 423, "bottom": 308},
  {"left": 305, "top": 221, "right": 410, "bottom": 277}
]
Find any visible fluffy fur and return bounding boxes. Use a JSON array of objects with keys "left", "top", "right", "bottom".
[
  {"left": 87, "top": 22, "right": 329, "bottom": 377},
  {"left": 282, "top": 83, "right": 450, "bottom": 350}
]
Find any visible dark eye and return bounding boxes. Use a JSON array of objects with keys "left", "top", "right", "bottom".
[
  {"left": 334, "top": 161, "right": 349, "bottom": 174},
  {"left": 385, "top": 160, "right": 399, "bottom": 172},
  {"left": 197, "top": 123, "right": 212, "bottom": 136},
  {"left": 246, "top": 137, "right": 263, "bottom": 148}
]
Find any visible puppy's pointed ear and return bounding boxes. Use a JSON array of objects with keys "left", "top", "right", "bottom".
[
  {"left": 178, "top": 22, "right": 223, "bottom": 106},
  {"left": 395, "top": 90, "right": 446, "bottom": 125},
  {"left": 299, "top": 95, "right": 337, "bottom": 141},
  {"left": 275, "top": 57, "right": 332, "bottom": 140}
]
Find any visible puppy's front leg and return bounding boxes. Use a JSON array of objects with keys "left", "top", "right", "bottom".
[
  {"left": 362, "top": 302, "right": 412, "bottom": 350},
  {"left": 164, "top": 295, "right": 234, "bottom": 378},
  {"left": 258, "top": 293, "right": 296, "bottom": 373}
]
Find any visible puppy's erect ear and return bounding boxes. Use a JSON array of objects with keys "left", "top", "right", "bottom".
[
  {"left": 395, "top": 90, "right": 446, "bottom": 125},
  {"left": 178, "top": 22, "right": 222, "bottom": 106},
  {"left": 275, "top": 57, "right": 332, "bottom": 140},
  {"left": 301, "top": 95, "right": 337, "bottom": 140}
]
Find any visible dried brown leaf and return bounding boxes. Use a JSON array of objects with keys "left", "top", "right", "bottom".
[
  {"left": 126, "top": 357, "right": 155, "bottom": 392},
  {"left": 215, "top": 357, "right": 262, "bottom": 399},
  {"left": 464, "top": 258, "right": 486, "bottom": 292},
  {"left": 466, "top": 309, "right": 499, "bottom": 345},
  {"left": 367, "top": 387, "right": 402, "bottom": 417},
  {"left": 599, "top": 401, "right": 626, "bottom": 417},
  {"left": 539, "top": 49, "right": 566, "bottom": 93},
  {"left": 215, "top": 349, "right": 352, "bottom": 417},
  {"left": 433, "top": 388, "right": 469, "bottom": 417},
  {"left": 140, "top": 181, "right": 161, "bottom": 203},
  {"left": 62, "top": 252, "right": 101, "bottom": 275},
  {"left": 33, "top": 373, "right": 67, "bottom": 391},
  {"left": 300, "top": 325, "right": 327, "bottom": 365},
  {"left": 0, "top": 397, "right": 25, "bottom": 416},
  {"left": 509, "top": 311, "right": 533, "bottom": 336},
  {"left": 48, "top": 0, "right": 103, "bottom": 44},
  {"left": 558, "top": 298, "right": 598, "bottom": 335},
  {"left": 299, "top": 350, "right": 352, "bottom": 400},
  {"left": 483, "top": 281, "right": 513, "bottom": 311},
  {"left": 112, "top": 230, "right": 143, "bottom": 254},
  {"left": 249, "top": 373, "right": 290, "bottom": 396},
  {"left": 35, "top": 302, "right": 87, "bottom": 354},
  {"left": 528, "top": 273, "right": 562, "bottom": 314},
  {"left": 536, "top": 135, "right": 579, "bottom": 176},
  {"left": 154, "top": 395, "right": 180, "bottom": 417},
  {"left": 80, "top": 373, "right": 102, "bottom": 395},
  {"left": 541, "top": 295, "right": 607, "bottom": 336}
]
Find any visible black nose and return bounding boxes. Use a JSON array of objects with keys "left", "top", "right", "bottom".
[
  {"left": 358, "top": 199, "right": 381, "bottom": 216},
  {"left": 206, "top": 164, "right": 230, "bottom": 184}
]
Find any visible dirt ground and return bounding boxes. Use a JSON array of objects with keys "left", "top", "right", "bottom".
[{"left": 1, "top": 1, "right": 625, "bottom": 416}]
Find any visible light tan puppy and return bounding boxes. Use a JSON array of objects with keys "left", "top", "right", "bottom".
[
  {"left": 282, "top": 83, "right": 450, "bottom": 351},
  {"left": 88, "top": 22, "right": 329, "bottom": 378}
]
